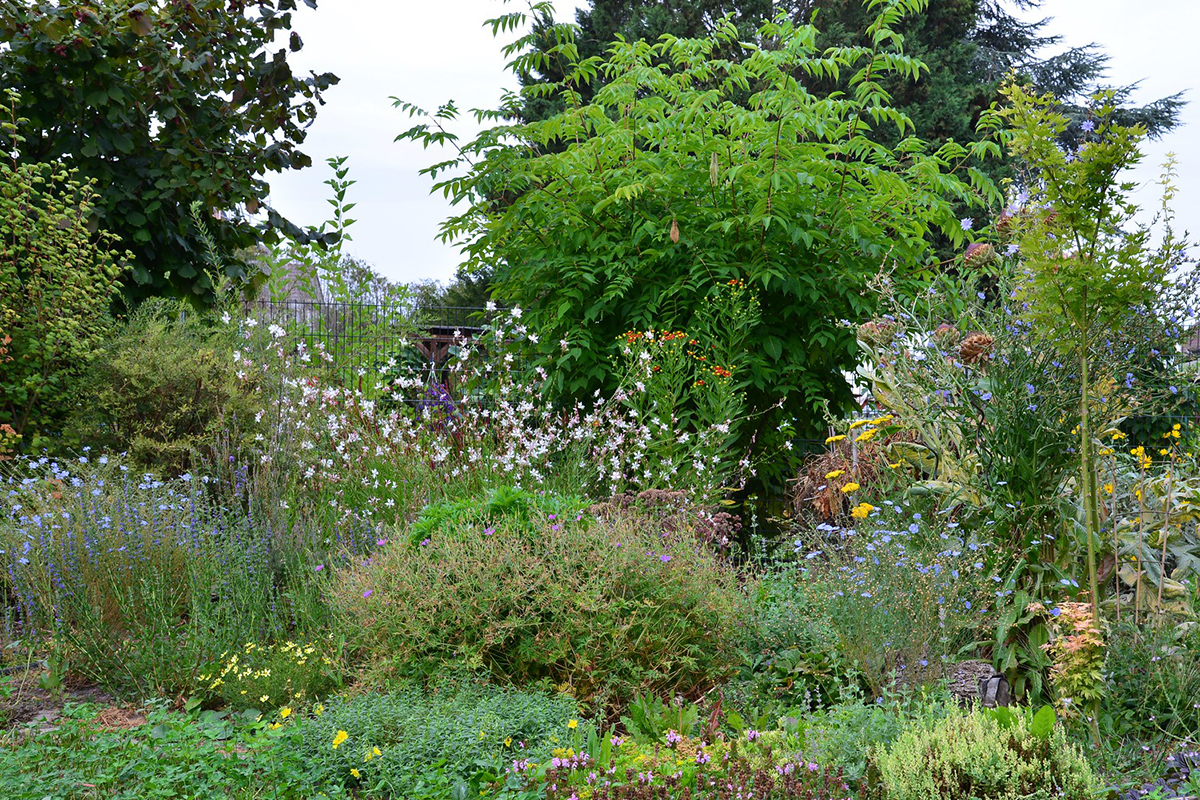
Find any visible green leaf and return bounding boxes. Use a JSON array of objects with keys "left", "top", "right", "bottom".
[{"left": 1030, "top": 705, "right": 1055, "bottom": 739}]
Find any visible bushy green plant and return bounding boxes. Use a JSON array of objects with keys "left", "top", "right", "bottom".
[
  {"left": 67, "top": 297, "right": 263, "bottom": 474},
  {"left": 333, "top": 492, "right": 748, "bottom": 706},
  {"left": 735, "top": 565, "right": 851, "bottom": 712},
  {"left": 405, "top": 485, "right": 587, "bottom": 548},
  {"left": 871, "top": 705, "right": 1097, "bottom": 800},
  {"left": 796, "top": 689, "right": 951, "bottom": 787},
  {"left": 292, "top": 682, "right": 581, "bottom": 799},
  {"left": 199, "top": 637, "right": 344, "bottom": 713},
  {"left": 0, "top": 90, "right": 127, "bottom": 452}
]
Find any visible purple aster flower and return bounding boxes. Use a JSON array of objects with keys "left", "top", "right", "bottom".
[
  {"left": 960, "top": 217, "right": 973, "bottom": 231},
  {"left": 362, "top": 589, "right": 373, "bottom": 598},
  {"left": 1081, "top": 119, "right": 1095, "bottom": 132},
  {"left": 660, "top": 554, "right": 672, "bottom": 563}
]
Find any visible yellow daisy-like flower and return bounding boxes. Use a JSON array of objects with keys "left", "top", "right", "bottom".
[
  {"left": 1103, "top": 483, "right": 1114, "bottom": 495},
  {"left": 568, "top": 720, "right": 578, "bottom": 729},
  {"left": 314, "top": 704, "right": 324, "bottom": 716},
  {"left": 259, "top": 695, "right": 269, "bottom": 703},
  {"left": 332, "top": 730, "right": 349, "bottom": 750},
  {"left": 825, "top": 469, "right": 845, "bottom": 479},
  {"left": 1111, "top": 431, "right": 1127, "bottom": 440},
  {"left": 825, "top": 434, "right": 846, "bottom": 444},
  {"left": 850, "top": 503, "right": 874, "bottom": 519},
  {"left": 840, "top": 482, "right": 860, "bottom": 493},
  {"left": 280, "top": 707, "right": 291, "bottom": 719},
  {"left": 351, "top": 768, "right": 361, "bottom": 779}
]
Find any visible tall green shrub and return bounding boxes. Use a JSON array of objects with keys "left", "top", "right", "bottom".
[
  {"left": 0, "top": 90, "right": 127, "bottom": 451},
  {"left": 397, "top": 0, "right": 1000, "bottom": 479},
  {"left": 67, "top": 298, "right": 262, "bottom": 474},
  {"left": 1001, "top": 84, "right": 1187, "bottom": 622}
]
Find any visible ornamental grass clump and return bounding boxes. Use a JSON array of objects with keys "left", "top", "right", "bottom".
[
  {"left": 333, "top": 493, "right": 747, "bottom": 707},
  {"left": 872, "top": 706, "right": 1097, "bottom": 800}
]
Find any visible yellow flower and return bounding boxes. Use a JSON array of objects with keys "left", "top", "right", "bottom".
[
  {"left": 1111, "top": 431, "right": 1127, "bottom": 440},
  {"left": 479, "top": 731, "right": 486, "bottom": 740},
  {"left": 869, "top": 415, "right": 894, "bottom": 425},
  {"left": 568, "top": 720, "right": 578, "bottom": 729},
  {"left": 314, "top": 704, "right": 324, "bottom": 716},
  {"left": 332, "top": 730, "right": 349, "bottom": 750},
  {"left": 854, "top": 428, "right": 878, "bottom": 443},
  {"left": 260, "top": 695, "right": 269, "bottom": 703},
  {"left": 887, "top": 462, "right": 901, "bottom": 469},
  {"left": 351, "top": 768, "right": 361, "bottom": 779},
  {"left": 825, "top": 469, "right": 845, "bottom": 480},
  {"left": 850, "top": 503, "right": 874, "bottom": 519},
  {"left": 1097, "top": 447, "right": 1113, "bottom": 456},
  {"left": 840, "top": 482, "right": 860, "bottom": 493},
  {"left": 1103, "top": 483, "right": 1114, "bottom": 495},
  {"left": 280, "top": 707, "right": 291, "bottom": 719},
  {"left": 269, "top": 722, "right": 281, "bottom": 730},
  {"left": 1160, "top": 449, "right": 1169, "bottom": 456},
  {"left": 504, "top": 737, "right": 513, "bottom": 747},
  {"left": 825, "top": 434, "right": 846, "bottom": 444},
  {"left": 848, "top": 420, "right": 870, "bottom": 430}
]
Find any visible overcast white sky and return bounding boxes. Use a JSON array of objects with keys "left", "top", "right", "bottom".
[{"left": 265, "top": 0, "right": 1200, "bottom": 286}]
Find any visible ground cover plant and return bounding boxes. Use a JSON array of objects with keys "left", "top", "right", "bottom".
[{"left": 1, "top": 0, "right": 1199, "bottom": 798}]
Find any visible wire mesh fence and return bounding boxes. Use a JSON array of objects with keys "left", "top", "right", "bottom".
[{"left": 243, "top": 300, "right": 489, "bottom": 395}]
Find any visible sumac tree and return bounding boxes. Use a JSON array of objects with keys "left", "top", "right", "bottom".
[{"left": 398, "top": 0, "right": 1001, "bottom": 480}]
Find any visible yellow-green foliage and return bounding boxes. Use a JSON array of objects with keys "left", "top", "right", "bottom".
[
  {"left": 1, "top": 91, "right": 127, "bottom": 450},
  {"left": 68, "top": 298, "right": 262, "bottom": 474},
  {"left": 1042, "top": 601, "right": 1106, "bottom": 718},
  {"left": 873, "top": 707, "right": 1096, "bottom": 800},
  {"left": 333, "top": 498, "right": 748, "bottom": 707}
]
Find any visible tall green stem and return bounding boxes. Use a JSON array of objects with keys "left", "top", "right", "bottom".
[{"left": 1079, "top": 340, "right": 1102, "bottom": 627}]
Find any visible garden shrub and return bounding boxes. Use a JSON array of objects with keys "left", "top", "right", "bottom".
[
  {"left": 67, "top": 297, "right": 262, "bottom": 474},
  {"left": 334, "top": 491, "right": 748, "bottom": 706},
  {"left": 0, "top": 91, "right": 127, "bottom": 452},
  {"left": 872, "top": 706, "right": 1097, "bottom": 800},
  {"left": 292, "top": 682, "right": 581, "bottom": 798}
]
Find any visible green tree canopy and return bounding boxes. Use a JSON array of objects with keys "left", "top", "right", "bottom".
[
  {"left": 0, "top": 0, "right": 338, "bottom": 301},
  {"left": 398, "top": 1, "right": 1000, "bottom": 478}
]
